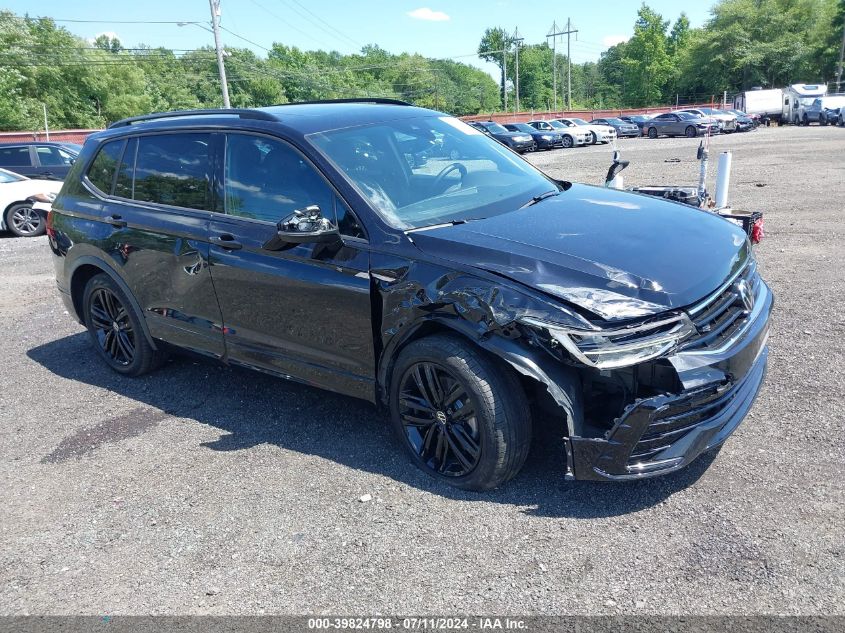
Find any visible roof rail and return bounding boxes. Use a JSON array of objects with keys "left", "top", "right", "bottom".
[
  {"left": 108, "top": 108, "right": 278, "bottom": 129},
  {"left": 270, "top": 98, "right": 412, "bottom": 107}
]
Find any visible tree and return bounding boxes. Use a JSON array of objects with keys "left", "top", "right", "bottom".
[
  {"left": 621, "top": 4, "right": 673, "bottom": 106},
  {"left": 478, "top": 27, "right": 512, "bottom": 108}
]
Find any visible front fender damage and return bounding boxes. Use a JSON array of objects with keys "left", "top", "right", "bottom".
[{"left": 371, "top": 256, "right": 586, "bottom": 437}]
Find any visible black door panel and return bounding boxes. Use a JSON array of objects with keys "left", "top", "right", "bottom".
[{"left": 208, "top": 215, "right": 374, "bottom": 400}]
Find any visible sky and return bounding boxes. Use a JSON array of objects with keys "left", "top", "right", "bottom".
[{"left": 3, "top": 0, "right": 714, "bottom": 79}]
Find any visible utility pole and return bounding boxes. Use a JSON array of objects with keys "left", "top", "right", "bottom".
[
  {"left": 837, "top": 12, "right": 845, "bottom": 92},
  {"left": 513, "top": 28, "right": 524, "bottom": 113},
  {"left": 549, "top": 21, "right": 578, "bottom": 110},
  {"left": 548, "top": 21, "right": 557, "bottom": 112},
  {"left": 503, "top": 43, "right": 507, "bottom": 112},
  {"left": 208, "top": 0, "right": 231, "bottom": 108},
  {"left": 42, "top": 103, "right": 49, "bottom": 141}
]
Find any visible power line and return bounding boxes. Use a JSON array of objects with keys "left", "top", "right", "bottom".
[
  {"left": 278, "top": 0, "right": 363, "bottom": 49},
  {"left": 50, "top": 19, "right": 204, "bottom": 24}
]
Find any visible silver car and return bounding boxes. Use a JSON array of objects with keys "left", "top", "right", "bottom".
[{"left": 645, "top": 112, "right": 719, "bottom": 138}]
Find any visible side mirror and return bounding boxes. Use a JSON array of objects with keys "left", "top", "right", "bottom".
[{"left": 263, "top": 205, "right": 339, "bottom": 250}]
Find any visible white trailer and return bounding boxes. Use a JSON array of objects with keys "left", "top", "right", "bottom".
[
  {"left": 732, "top": 88, "right": 783, "bottom": 120},
  {"left": 782, "top": 83, "right": 828, "bottom": 124}
]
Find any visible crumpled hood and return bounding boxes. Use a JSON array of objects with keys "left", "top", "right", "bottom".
[{"left": 408, "top": 184, "right": 749, "bottom": 321}]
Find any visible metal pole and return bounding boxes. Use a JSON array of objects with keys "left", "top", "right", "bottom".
[
  {"left": 837, "top": 13, "right": 845, "bottom": 91},
  {"left": 42, "top": 103, "right": 49, "bottom": 140},
  {"left": 503, "top": 43, "right": 507, "bottom": 112},
  {"left": 513, "top": 28, "right": 523, "bottom": 114},
  {"left": 549, "top": 22, "right": 557, "bottom": 112},
  {"left": 209, "top": 0, "right": 231, "bottom": 108},
  {"left": 567, "top": 18, "right": 572, "bottom": 110}
]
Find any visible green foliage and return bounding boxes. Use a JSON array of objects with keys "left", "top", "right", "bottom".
[{"left": 0, "top": 11, "right": 498, "bottom": 131}]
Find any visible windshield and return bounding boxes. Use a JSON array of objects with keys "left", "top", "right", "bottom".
[
  {"left": 678, "top": 112, "right": 699, "bottom": 120},
  {"left": 548, "top": 120, "right": 569, "bottom": 129},
  {"left": 603, "top": 118, "right": 625, "bottom": 125},
  {"left": 571, "top": 118, "right": 589, "bottom": 125},
  {"left": 309, "top": 115, "right": 556, "bottom": 230},
  {"left": 481, "top": 122, "right": 508, "bottom": 134},
  {"left": 509, "top": 123, "right": 535, "bottom": 134},
  {"left": 0, "top": 168, "right": 26, "bottom": 183}
]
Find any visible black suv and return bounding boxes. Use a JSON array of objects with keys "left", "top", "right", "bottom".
[
  {"left": 0, "top": 142, "right": 81, "bottom": 180},
  {"left": 49, "top": 100, "right": 772, "bottom": 490}
]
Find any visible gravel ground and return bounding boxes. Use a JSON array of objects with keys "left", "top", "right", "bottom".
[{"left": 0, "top": 125, "right": 843, "bottom": 615}]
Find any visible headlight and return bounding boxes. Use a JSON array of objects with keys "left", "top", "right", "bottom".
[
  {"left": 31, "top": 192, "right": 57, "bottom": 203},
  {"left": 540, "top": 135, "right": 553, "bottom": 140},
  {"left": 521, "top": 314, "right": 696, "bottom": 369},
  {"left": 516, "top": 135, "right": 531, "bottom": 142}
]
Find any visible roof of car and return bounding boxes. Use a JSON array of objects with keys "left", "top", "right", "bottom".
[
  {"left": 0, "top": 140, "right": 80, "bottom": 149},
  {"left": 101, "top": 100, "right": 442, "bottom": 138}
]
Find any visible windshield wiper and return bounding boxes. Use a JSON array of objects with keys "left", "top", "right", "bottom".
[
  {"left": 406, "top": 218, "right": 485, "bottom": 233},
  {"left": 521, "top": 190, "right": 561, "bottom": 208}
]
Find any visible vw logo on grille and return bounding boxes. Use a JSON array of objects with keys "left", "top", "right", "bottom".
[
  {"left": 734, "top": 279, "right": 755, "bottom": 311},
  {"left": 435, "top": 411, "right": 448, "bottom": 424}
]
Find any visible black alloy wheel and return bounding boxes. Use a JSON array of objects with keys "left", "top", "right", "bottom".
[
  {"left": 685, "top": 125, "right": 697, "bottom": 138},
  {"left": 82, "top": 273, "right": 165, "bottom": 376},
  {"left": 5, "top": 203, "right": 45, "bottom": 237},
  {"left": 389, "top": 334, "right": 531, "bottom": 491},
  {"left": 88, "top": 286, "right": 136, "bottom": 367},
  {"left": 398, "top": 361, "right": 481, "bottom": 478}
]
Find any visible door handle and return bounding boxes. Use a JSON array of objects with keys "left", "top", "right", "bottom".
[
  {"left": 104, "top": 214, "right": 127, "bottom": 228},
  {"left": 210, "top": 234, "right": 243, "bottom": 250}
]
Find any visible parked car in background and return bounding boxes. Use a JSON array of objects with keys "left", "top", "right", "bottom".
[
  {"left": 677, "top": 108, "right": 737, "bottom": 133},
  {"left": 527, "top": 120, "right": 590, "bottom": 148},
  {"left": 726, "top": 109, "right": 757, "bottom": 131},
  {"left": 802, "top": 95, "right": 845, "bottom": 125},
  {"left": 619, "top": 114, "right": 654, "bottom": 135},
  {"left": 0, "top": 142, "right": 81, "bottom": 180},
  {"left": 589, "top": 117, "right": 641, "bottom": 138},
  {"left": 503, "top": 123, "right": 563, "bottom": 150},
  {"left": 467, "top": 121, "right": 536, "bottom": 153},
  {"left": 0, "top": 167, "right": 62, "bottom": 237},
  {"left": 49, "top": 101, "right": 772, "bottom": 490},
  {"left": 553, "top": 117, "right": 617, "bottom": 144},
  {"left": 645, "top": 111, "right": 718, "bottom": 138}
]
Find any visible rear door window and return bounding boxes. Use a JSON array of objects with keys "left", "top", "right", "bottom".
[
  {"left": 0, "top": 146, "right": 31, "bottom": 167},
  {"left": 133, "top": 134, "right": 211, "bottom": 210},
  {"left": 36, "top": 146, "right": 74, "bottom": 166},
  {"left": 86, "top": 140, "right": 125, "bottom": 194}
]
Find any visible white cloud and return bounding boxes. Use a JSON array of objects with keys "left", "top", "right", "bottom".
[
  {"left": 602, "top": 35, "right": 628, "bottom": 47},
  {"left": 408, "top": 7, "right": 450, "bottom": 22}
]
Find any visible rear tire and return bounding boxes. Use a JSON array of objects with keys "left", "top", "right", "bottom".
[
  {"left": 389, "top": 334, "right": 531, "bottom": 491},
  {"left": 647, "top": 127, "right": 658, "bottom": 139},
  {"left": 5, "top": 203, "right": 45, "bottom": 237},
  {"left": 82, "top": 274, "right": 165, "bottom": 376}
]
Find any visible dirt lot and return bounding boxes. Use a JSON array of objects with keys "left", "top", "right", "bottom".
[{"left": 0, "top": 125, "right": 843, "bottom": 615}]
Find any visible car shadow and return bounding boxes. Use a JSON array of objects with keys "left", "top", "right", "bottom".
[{"left": 27, "top": 332, "right": 716, "bottom": 518}]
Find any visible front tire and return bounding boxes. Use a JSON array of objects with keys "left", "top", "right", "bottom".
[
  {"left": 389, "top": 335, "right": 531, "bottom": 491},
  {"left": 590, "top": 131, "right": 598, "bottom": 144},
  {"left": 685, "top": 125, "right": 697, "bottom": 138},
  {"left": 647, "top": 127, "right": 658, "bottom": 139},
  {"left": 82, "top": 274, "right": 165, "bottom": 376},
  {"left": 5, "top": 203, "right": 45, "bottom": 237},
  {"left": 562, "top": 135, "right": 574, "bottom": 148}
]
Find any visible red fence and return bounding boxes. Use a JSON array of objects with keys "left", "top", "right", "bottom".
[{"left": 0, "top": 129, "right": 101, "bottom": 145}]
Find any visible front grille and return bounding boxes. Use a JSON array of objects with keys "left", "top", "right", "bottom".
[{"left": 680, "top": 260, "right": 760, "bottom": 351}]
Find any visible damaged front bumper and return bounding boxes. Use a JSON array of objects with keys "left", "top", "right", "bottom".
[{"left": 565, "top": 278, "right": 772, "bottom": 481}]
